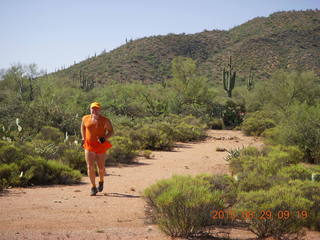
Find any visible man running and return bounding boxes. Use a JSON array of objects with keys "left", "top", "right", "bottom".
[{"left": 81, "top": 102, "right": 114, "bottom": 196}]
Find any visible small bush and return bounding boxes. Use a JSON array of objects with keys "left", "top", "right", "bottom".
[
  {"left": 227, "top": 146, "right": 263, "bottom": 175},
  {"left": 241, "top": 111, "right": 276, "bottom": 136},
  {"left": 119, "top": 123, "right": 175, "bottom": 151},
  {"left": 0, "top": 163, "right": 20, "bottom": 190},
  {"left": 141, "top": 150, "right": 153, "bottom": 159},
  {"left": 287, "top": 180, "right": 320, "bottom": 230},
  {"left": 310, "top": 165, "right": 320, "bottom": 182},
  {"left": 143, "top": 175, "right": 224, "bottom": 237},
  {"left": 236, "top": 185, "right": 312, "bottom": 239},
  {"left": 108, "top": 136, "right": 138, "bottom": 164},
  {"left": 19, "top": 156, "right": 46, "bottom": 185},
  {"left": 228, "top": 145, "right": 303, "bottom": 178},
  {"left": 173, "top": 122, "right": 206, "bottom": 142},
  {"left": 161, "top": 115, "right": 207, "bottom": 142},
  {"left": 266, "top": 145, "right": 304, "bottom": 165},
  {"left": 267, "top": 103, "right": 320, "bottom": 164},
  {"left": 19, "top": 156, "right": 81, "bottom": 185},
  {"left": 237, "top": 156, "right": 284, "bottom": 192},
  {"left": 60, "top": 148, "right": 86, "bottom": 174},
  {"left": 278, "top": 164, "right": 313, "bottom": 181},
  {"left": 117, "top": 115, "right": 206, "bottom": 151},
  {"left": 0, "top": 140, "right": 10, "bottom": 148},
  {"left": 222, "top": 100, "right": 245, "bottom": 128},
  {"left": 35, "top": 126, "right": 64, "bottom": 144},
  {"left": 228, "top": 145, "right": 304, "bottom": 192},
  {"left": 196, "top": 174, "right": 238, "bottom": 206},
  {"left": 0, "top": 144, "right": 24, "bottom": 164},
  {"left": 125, "top": 127, "right": 146, "bottom": 150},
  {"left": 139, "top": 126, "right": 174, "bottom": 151},
  {"left": 207, "top": 118, "right": 224, "bottom": 130},
  {"left": 46, "top": 160, "right": 82, "bottom": 184}
]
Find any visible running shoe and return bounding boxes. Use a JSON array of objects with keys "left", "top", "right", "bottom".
[
  {"left": 90, "top": 186, "right": 98, "bottom": 196},
  {"left": 98, "top": 181, "right": 104, "bottom": 192}
]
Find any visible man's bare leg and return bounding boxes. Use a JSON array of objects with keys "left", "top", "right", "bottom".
[
  {"left": 96, "top": 153, "right": 106, "bottom": 181},
  {"left": 85, "top": 150, "right": 97, "bottom": 187},
  {"left": 96, "top": 153, "right": 106, "bottom": 191}
]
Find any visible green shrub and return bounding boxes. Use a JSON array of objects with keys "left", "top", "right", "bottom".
[
  {"left": 60, "top": 148, "right": 86, "bottom": 174},
  {"left": 46, "top": 160, "right": 82, "bottom": 184},
  {"left": 244, "top": 70, "right": 320, "bottom": 113},
  {"left": 19, "top": 156, "right": 52, "bottom": 185},
  {"left": 278, "top": 164, "right": 313, "bottom": 181},
  {"left": 226, "top": 146, "right": 263, "bottom": 175},
  {"left": 0, "top": 163, "right": 20, "bottom": 190},
  {"left": 206, "top": 118, "right": 224, "bottom": 130},
  {"left": 173, "top": 122, "right": 206, "bottom": 142},
  {"left": 108, "top": 136, "right": 138, "bottom": 164},
  {"left": 125, "top": 127, "right": 145, "bottom": 150},
  {"left": 266, "top": 145, "right": 304, "bottom": 165},
  {"left": 19, "top": 156, "right": 81, "bottom": 185},
  {"left": 0, "top": 140, "right": 10, "bottom": 148},
  {"left": 141, "top": 150, "right": 153, "bottom": 159},
  {"left": 228, "top": 145, "right": 303, "bottom": 177},
  {"left": 310, "top": 165, "right": 320, "bottom": 182},
  {"left": 120, "top": 123, "right": 174, "bottom": 151},
  {"left": 117, "top": 115, "right": 206, "bottom": 151},
  {"left": 237, "top": 156, "right": 285, "bottom": 192},
  {"left": 0, "top": 144, "right": 24, "bottom": 164},
  {"left": 221, "top": 100, "right": 245, "bottom": 128},
  {"left": 268, "top": 103, "right": 320, "bottom": 164},
  {"left": 139, "top": 126, "right": 174, "bottom": 151},
  {"left": 241, "top": 111, "right": 276, "bottom": 136},
  {"left": 161, "top": 114, "right": 207, "bottom": 142},
  {"left": 143, "top": 175, "right": 224, "bottom": 237},
  {"left": 228, "top": 146, "right": 304, "bottom": 192},
  {"left": 236, "top": 185, "right": 312, "bottom": 239},
  {"left": 287, "top": 180, "right": 320, "bottom": 230},
  {"left": 240, "top": 146, "right": 263, "bottom": 157},
  {"left": 35, "top": 126, "right": 64, "bottom": 144},
  {"left": 196, "top": 174, "right": 238, "bottom": 207}
]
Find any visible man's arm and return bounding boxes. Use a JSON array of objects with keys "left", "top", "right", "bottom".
[
  {"left": 104, "top": 118, "right": 114, "bottom": 139},
  {"left": 81, "top": 119, "right": 86, "bottom": 143}
]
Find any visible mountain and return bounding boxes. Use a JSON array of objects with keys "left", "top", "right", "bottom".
[{"left": 54, "top": 10, "right": 320, "bottom": 86}]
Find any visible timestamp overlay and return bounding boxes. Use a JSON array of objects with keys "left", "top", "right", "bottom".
[{"left": 211, "top": 209, "right": 309, "bottom": 220}]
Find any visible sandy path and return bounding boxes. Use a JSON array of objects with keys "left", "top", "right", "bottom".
[{"left": 0, "top": 130, "right": 319, "bottom": 240}]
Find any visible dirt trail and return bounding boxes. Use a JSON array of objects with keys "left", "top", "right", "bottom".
[{"left": 0, "top": 130, "right": 319, "bottom": 240}]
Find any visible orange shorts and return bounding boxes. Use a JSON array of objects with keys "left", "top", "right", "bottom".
[{"left": 84, "top": 140, "right": 112, "bottom": 154}]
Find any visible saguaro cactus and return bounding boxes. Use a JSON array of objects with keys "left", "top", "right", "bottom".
[
  {"left": 223, "top": 56, "right": 236, "bottom": 97},
  {"left": 79, "top": 70, "right": 95, "bottom": 91},
  {"left": 28, "top": 77, "right": 34, "bottom": 101},
  {"left": 247, "top": 67, "right": 254, "bottom": 91}
]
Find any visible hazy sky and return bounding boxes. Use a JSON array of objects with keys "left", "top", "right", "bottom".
[{"left": 0, "top": 0, "right": 319, "bottom": 73}]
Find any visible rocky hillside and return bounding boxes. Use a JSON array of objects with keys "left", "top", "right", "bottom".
[{"left": 54, "top": 10, "right": 320, "bottom": 86}]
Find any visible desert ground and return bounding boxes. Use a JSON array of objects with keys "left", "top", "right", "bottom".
[{"left": 0, "top": 130, "right": 319, "bottom": 240}]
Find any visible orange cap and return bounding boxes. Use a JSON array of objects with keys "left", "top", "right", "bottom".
[{"left": 90, "top": 102, "right": 101, "bottom": 109}]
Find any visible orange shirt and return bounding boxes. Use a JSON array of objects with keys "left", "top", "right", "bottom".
[{"left": 82, "top": 114, "right": 113, "bottom": 153}]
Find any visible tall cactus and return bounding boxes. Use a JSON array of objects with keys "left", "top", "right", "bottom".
[
  {"left": 28, "top": 77, "right": 34, "bottom": 101},
  {"left": 247, "top": 67, "right": 254, "bottom": 91},
  {"left": 223, "top": 56, "right": 236, "bottom": 97},
  {"left": 79, "top": 70, "right": 95, "bottom": 91}
]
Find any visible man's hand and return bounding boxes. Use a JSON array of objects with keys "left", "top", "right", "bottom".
[{"left": 98, "top": 137, "right": 106, "bottom": 144}]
